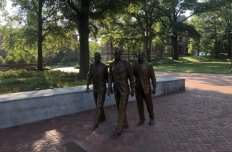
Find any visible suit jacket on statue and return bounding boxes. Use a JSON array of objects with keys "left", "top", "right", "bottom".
[
  {"left": 132, "top": 61, "right": 156, "bottom": 94},
  {"left": 86, "top": 62, "right": 108, "bottom": 93},
  {"left": 108, "top": 59, "right": 134, "bottom": 96}
]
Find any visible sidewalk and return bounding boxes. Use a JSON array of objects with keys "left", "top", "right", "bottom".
[{"left": 0, "top": 72, "right": 232, "bottom": 152}]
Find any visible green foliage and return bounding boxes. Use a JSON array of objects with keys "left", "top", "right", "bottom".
[
  {"left": 105, "top": 59, "right": 114, "bottom": 66},
  {"left": 74, "top": 64, "right": 80, "bottom": 69},
  {"left": 0, "top": 56, "right": 4, "bottom": 63},
  {"left": 189, "top": 10, "right": 229, "bottom": 57},
  {"left": 10, "top": 0, "right": 73, "bottom": 70},
  {"left": 0, "top": 0, "right": 5, "bottom": 9},
  {"left": 61, "top": 56, "right": 71, "bottom": 65},
  {"left": 1, "top": 27, "right": 37, "bottom": 63},
  {"left": 165, "top": 46, "right": 173, "bottom": 53},
  {"left": 188, "top": 38, "right": 200, "bottom": 55},
  {"left": 89, "top": 41, "right": 101, "bottom": 62},
  {"left": 0, "top": 69, "right": 85, "bottom": 94}
]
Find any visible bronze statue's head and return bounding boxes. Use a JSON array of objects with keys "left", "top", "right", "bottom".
[
  {"left": 114, "top": 48, "right": 122, "bottom": 61},
  {"left": 137, "top": 51, "right": 145, "bottom": 63},
  {"left": 94, "top": 52, "right": 101, "bottom": 63}
]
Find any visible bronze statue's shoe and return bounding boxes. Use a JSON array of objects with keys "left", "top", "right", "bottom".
[
  {"left": 110, "top": 131, "right": 121, "bottom": 139},
  {"left": 137, "top": 121, "right": 144, "bottom": 126},
  {"left": 148, "top": 120, "right": 154, "bottom": 126},
  {"left": 89, "top": 124, "right": 98, "bottom": 131},
  {"left": 99, "top": 117, "right": 106, "bottom": 123},
  {"left": 123, "top": 124, "right": 129, "bottom": 130}
]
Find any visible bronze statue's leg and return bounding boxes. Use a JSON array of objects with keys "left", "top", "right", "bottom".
[
  {"left": 135, "top": 91, "right": 145, "bottom": 125},
  {"left": 93, "top": 92, "right": 98, "bottom": 106},
  {"left": 89, "top": 93, "right": 106, "bottom": 131},
  {"left": 111, "top": 94, "right": 128, "bottom": 139},
  {"left": 144, "top": 93, "right": 154, "bottom": 126},
  {"left": 115, "top": 92, "right": 128, "bottom": 129},
  {"left": 115, "top": 91, "right": 120, "bottom": 112},
  {"left": 99, "top": 92, "right": 106, "bottom": 123},
  {"left": 116, "top": 95, "right": 128, "bottom": 132},
  {"left": 123, "top": 115, "right": 129, "bottom": 130},
  {"left": 89, "top": 93, "right": 99, "bottom": 131}
]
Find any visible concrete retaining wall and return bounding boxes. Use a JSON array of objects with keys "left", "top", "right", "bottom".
[{"left": 0, "top": 78, "right": 185, "bottom": 129}]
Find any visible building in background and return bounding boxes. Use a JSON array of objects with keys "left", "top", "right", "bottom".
[
  {"left": 100, "top": 42, "right": 157, "bottom": 63},
  {"left": 165, "top": 15, "right": 189, "bottom": 56},
  {"left": 100, "top": 42, "right": 112, "bottom": 62}
]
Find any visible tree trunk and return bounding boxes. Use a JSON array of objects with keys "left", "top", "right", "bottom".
[
  {"left": 197, "top": 40, "right": 200, "bottom": 56},
  {"left": 148, "top": 34, "right": 152, "bottom": 62},
  {"left": 78, "top": 0, "right": 90, "bottom": 80},
  {"left": 214, "top": 27, "right": 219, "bottom": 58},
  {"left": 214, "top": 41, "right": 219, "bottom": 58},
  {"left": 37, "top": 0, "right": 43, "bottom": 71},
  {"left": 144, "top": 35, "right": 150, "bottom": 62},
  {"left": 229, "top": 37, "right": 232, "bottom": 57},
  {"left": 172, "top": 33, "right": 179, "bottom": 60},
  {"left": 110, "top": 42, "right": 113, "bottom": 60}
]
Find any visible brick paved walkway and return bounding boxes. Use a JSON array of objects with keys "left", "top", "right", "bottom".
[{"left": 0, "top": 72, "right": 232, "bottom": 152}]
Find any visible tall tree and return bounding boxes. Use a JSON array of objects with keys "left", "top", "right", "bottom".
[
  {"left": 220, "top": 3, "right": 232, "bottom": 56},
  {"left": 59, "top": 0, "right": 142, "bottom": 79},
  {"left": 0, "top": 0, "right": 6, "bottom": 25},
  {"left": 127, "top": 0, "right": 160, "bottom": 62},
  {"left": 1, "top": 27, "right": 37, "bottom": 63},
  {"left": 11, "top": 0, "right": 63, "bottom": 70},
  {"left": 157, "top": 0, "right": 201, "bottom": 60},
  {"left": 189, "top": 3, "right": 232, "bottom": 58},
  {"left": 157, "top": 0, "right": 230, "bottom": 60},
  {"left": 0, "top": 0, "right": 5, "bottom": 9}
]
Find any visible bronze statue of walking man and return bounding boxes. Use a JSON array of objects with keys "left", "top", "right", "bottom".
[
  {"left": 86, "top": 52, "right": 108, "bottom": 131},
  {"left": 132, "top": 51, "right": 156, "bottom": 126},
  {"left": 108, "top": 48, "right": 134, "bottom": 139}
]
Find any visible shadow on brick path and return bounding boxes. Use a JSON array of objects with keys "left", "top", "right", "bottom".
[{"left": 0, "top": 72, "right": 232, "bottom": 152}]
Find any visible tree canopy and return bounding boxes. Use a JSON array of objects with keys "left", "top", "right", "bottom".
[{"left": 0, "top": 0, "right": 231, "bottom": 74}]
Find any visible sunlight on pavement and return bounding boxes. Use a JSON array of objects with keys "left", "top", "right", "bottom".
[
  {"left": 186, "top": 80, "right": 232, "bottom": 94},
  {"left": 52, "top": 67, "right": 79, "bottom": 73}
]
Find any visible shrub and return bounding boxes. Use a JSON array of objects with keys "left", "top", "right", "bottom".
[
  {"left": 0, "top": 56, "right": 4, "bottom": 64},
  {"left": 61, "top": 56, "right": 71, "bottom": 65},
  {"left": 0, "top": 69, "right": 85, "bottom": 94},
  {"left": 74, "top": 64, "right": 80, "bottom": 69}
]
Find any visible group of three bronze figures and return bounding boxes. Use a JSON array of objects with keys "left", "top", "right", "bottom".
[{"left": 86, "top": 48, "right": 157, "bottom": 139}]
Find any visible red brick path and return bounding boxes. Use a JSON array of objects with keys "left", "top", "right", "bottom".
[{"left": 0, "top": 72, "right": 232, "bottom": 152}]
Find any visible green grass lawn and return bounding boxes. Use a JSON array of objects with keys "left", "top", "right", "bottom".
[
  {"left": 0, "top": 55, "right": 231, "bottom": 94},
  {"left": 153, "top": 56, "right": 232, "bottom": 74},
  {"left": 154, "top": 62, "right": 231, "bottom": 74}
]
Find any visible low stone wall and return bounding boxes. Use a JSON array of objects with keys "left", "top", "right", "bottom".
[{"left": 0, "top": 78, "right": 185, "bottom": 129}]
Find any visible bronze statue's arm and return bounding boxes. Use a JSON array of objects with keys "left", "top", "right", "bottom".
[
  {"left": 86, "top": 65, "right": 92, "bottom": 92},
  {"left": 107, "top": 64, "right": 113, "bottom": 96},
  {"left": 104, "top": 65, "right": 108, "bottom": 83},
  {"left": 127, "top": 62, "right": 135, "bottom": 96},
  {"left": 132, "top": 62, "right": 136, "bottom": 76},
  {"left": 149, "top": 64, "right": 157, "bottom": 94}
]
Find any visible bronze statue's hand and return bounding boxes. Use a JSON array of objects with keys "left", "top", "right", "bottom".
[
  {"left": 152, "top": 89, "right": 156, "bottom": 95},
  {"left": 107, "top": 91, "right": 110, "bottom": 97},
  {"left": 107, "top": 87, "right": 113, "bottom": 96},
  {"left": 86, "top": 87, "right": 90, "bottom": 93},
  {"left": 130, "top": 90, "right": 134, "bottom": 97}
]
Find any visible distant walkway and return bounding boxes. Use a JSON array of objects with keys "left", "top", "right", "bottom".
[
  {"left": 52, "top": 67, "right": 79, "bottom": 73},
  {"left": 0, "top": 72, "right": 232, "bottom": 152}
]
